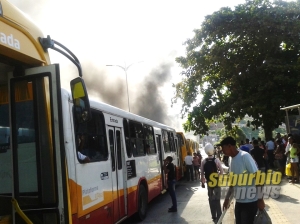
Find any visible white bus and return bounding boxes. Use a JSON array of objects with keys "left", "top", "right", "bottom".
[
  {"left": 0, "top": 1, "right": 180, "bottom": 223},
  {"left": 65, "top": 96, "right": 179, "bottom": 223}
]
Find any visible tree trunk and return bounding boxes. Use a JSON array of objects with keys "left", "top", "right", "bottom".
[{"left": 264, "top": 126, "right": 273, "bottom": 141}]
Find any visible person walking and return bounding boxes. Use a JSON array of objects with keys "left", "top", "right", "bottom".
[
  {"left": 220, "top": 137, "right": 265, "bottom": 224},
  {"left": 201, "top": 143, "right": 223, "bottom": 223},
  {"left": 164, "top": 156, "right": 177, "bottom": 212},
  {"left": 250, "top": 139, "right": 265, "bottom": 172},
  {"left": 184, "top": 152, "right": 194, "bottom": 181},
  {"left": 193, "top": 152, "right": 201, "bottom": 180}
]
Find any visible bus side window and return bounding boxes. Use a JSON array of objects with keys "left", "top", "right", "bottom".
[
  {"left": 129, "top": 120, "right": 145, "bottom": 157},
  {"left": 109, "top": 130, "right": 115, "bottom": 171},
  {"left": 143, "top": 125, "right": 156, "bottom": 155},
  {"left": 74, "top": 109, "right": 108, "bottom": 162},
  {"left": 123, "top": 119, "right": 132, "bottom": 158},
  {"left": 168, "top": 132, "right": 175, "bottom": 152},
  {"left": 162, "top": 130, "right": 170, "bottom": 152}
]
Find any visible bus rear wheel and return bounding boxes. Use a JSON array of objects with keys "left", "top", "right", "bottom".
[{"left": 136, "top": 184, "right": 148, "bottom": 221}]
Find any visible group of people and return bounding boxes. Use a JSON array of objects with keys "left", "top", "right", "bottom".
[
  {"left": 199, "top": 137, "right": 265, "bottom": 224},
  {"left": 238, "top": 133, "right": 300, "bottom": 184},
  {"left": 163, "top": 134, "right": 299, "bottom": 223},
  {"left": 184, "top": 151, "right": 203, "bottom": 181}
]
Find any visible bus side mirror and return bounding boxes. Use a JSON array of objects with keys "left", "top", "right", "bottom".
[{"left": 70, "top": 77, "right": 91, "bottom": 123}]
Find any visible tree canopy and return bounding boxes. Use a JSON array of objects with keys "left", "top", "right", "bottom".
[{"left": 173, "top": 0, "right": 300, "bottom": 140}]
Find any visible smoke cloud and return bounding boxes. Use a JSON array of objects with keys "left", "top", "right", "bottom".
[
  {"left": 8, "top": 0, "right": 179, "bottom": 128},
  {"left": 81, "top": 61, "right": 174, "bottom": 126},
  {"left": 133, "top": 62, "right": 173, "bottom": 124},
  {"left": 81, "top": 62, "right": 128, "bottom": 110}
]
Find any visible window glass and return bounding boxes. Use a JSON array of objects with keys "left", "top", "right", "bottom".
[
  {"left": 162, "top": 130, "right": 170, "bottom": 152},
  {"left": 143, "top": 125, "right": 156, "bottom": 154},
  {"left": 123, "top": 119, "right": 132, "bottom": 158},
  {"left": 109, "top": 130, "right": 115, "bottom": 171},
  {"left": 129, "top": 121, "right": 145, "bottom": 157},
  {"left": 168, "top": 132, "right": 175, "bottom": 152},
  {"left": 116, "top": 130, "right": 122, "bottom": 170},
  {"left": 75, "top": 110, "right": 108, "bottom": 162}
]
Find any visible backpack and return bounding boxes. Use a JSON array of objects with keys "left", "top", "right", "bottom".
[{"left": 204, "top": 157, "right": 218, "bottom": 182}]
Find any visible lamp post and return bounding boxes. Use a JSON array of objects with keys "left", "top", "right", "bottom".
[{"left": 106, "top": 61, "right": 143, "bottom": 112}]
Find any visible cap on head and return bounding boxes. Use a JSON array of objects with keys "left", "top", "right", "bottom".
[
  {"left": 204, "top": 143, "right": 214, "bottom": 156},
  {"left": 240, "top": 145, "right": 250, "bottom": 153},
  {"left": 218, "top": 136, "right": 236, "bottom": 146}
]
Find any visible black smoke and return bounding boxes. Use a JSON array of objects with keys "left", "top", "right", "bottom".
[
  {"left": 81, "top": 61, "right": 173, "bottom": 125},
  {"left": 133, "top": 62, "right": 173, "bottom": 125},
  {"left": 81, "top": 62, "right": 128, "bottom": 110}
]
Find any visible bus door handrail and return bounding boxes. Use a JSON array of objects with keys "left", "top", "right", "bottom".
[{"left": 11, "top": 198, "right": 33, "bottom": 224}]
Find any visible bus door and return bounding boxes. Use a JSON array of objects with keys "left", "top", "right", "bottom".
[
  {"left": 3, "top": 64, "right": 68, "bottom": 223},
  {"left": 155, "top": 134, "right": 166, "bottom": 190},
  {"left": 107, "top": 126, "right": 127, "bottom": 223}
]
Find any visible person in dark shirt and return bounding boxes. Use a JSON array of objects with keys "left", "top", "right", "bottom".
[
  {"left": 164, "top": 156, "right": 177, "bottom": 212},
  {"left": 250, "top": 140, "right": 265, "bottom": 172}
]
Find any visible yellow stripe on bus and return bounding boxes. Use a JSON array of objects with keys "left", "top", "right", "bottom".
[{"left": 69, "top": 174, "right": 161, "bottom": 217}]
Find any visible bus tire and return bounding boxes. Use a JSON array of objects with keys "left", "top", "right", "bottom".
[{"left": 136, "top": 184, "right": 148, "bottom": 221}]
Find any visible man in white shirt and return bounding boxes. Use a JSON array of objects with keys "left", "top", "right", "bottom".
[
  {"left": 221, "top": 137, "right": 265, "bottom": 224},
  {"left": 184, "top": 152, "right": 194, "bottom": 181},
  {"left": 266, "top": 138, "right": 275, "bottom": 169}
]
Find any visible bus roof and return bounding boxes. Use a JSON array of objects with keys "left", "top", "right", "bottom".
[
  {"left": 87, "top": 95, "right": 176, "bottom": 132},
  {"left": 0, "top": 0, "right": 50, "bottom": 66}
]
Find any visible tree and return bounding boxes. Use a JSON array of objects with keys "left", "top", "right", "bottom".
[
  {"left": 173, "top": 0, "right": 300, "bottom": 140},
  {"left": 218, "top": 125, "right": 247, "bottom": 145}
]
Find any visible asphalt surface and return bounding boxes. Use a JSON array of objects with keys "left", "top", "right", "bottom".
[
  {"left": 123, "top": 179, "right": 235, "bottom": 224},
  {"left": 123, "top": 173, "right": 300, "bottom": 224}
]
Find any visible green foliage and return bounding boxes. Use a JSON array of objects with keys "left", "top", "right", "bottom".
[
  {"left": 173, "top": 0, "right": 300, "bottom": 140},
  {"left": 215, "top": 125, "right": 246, "bottom": 145},
  {"left": 241, "top": 126, "right": 260, "bottom": 139}
]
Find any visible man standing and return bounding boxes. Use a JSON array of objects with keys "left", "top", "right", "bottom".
[
  {"left": 266, "top": 138, "right": 275, "bottom": 169},
  {"left": 201, "top": 143, "right": 223, "bottom": 222},
  {"left": 164, "top": 156, "right": 177, "bottom": 212},
  {"left": 184, "top": 152, "right": 194, "bottom": 181},
  {"left": 244, "top": 138, "right": 253, "bottom": 151},
  {"left": 221, "top": 137, "right": 265, "bottom": 224},
  {"left": 250, "top": 139, "right": 265, "bottom": 172}
]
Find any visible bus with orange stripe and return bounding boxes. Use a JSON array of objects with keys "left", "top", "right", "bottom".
[{"left": 0, "top": 1, "right": 181, "bottom": 223}]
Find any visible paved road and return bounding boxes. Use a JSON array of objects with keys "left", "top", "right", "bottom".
[
  {"left": 123, "top": 174, "right": 300, "bottom": 224},
  {"left": 265, "top": 176, "right": 300, "bottom": 224},
  {"left": 123, "top": 179, "right": 235, "bottom": 224}
]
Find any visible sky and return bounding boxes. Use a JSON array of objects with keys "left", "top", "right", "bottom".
[{"left": 8, "top": 0, "right": 251, "bottom": 139}]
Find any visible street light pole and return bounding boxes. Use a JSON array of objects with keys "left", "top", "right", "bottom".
[{"left": 106, "top": 61, "right": 143, "bottom": 112}]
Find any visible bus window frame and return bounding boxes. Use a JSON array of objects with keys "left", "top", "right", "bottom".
[
  {"left": 128, "top": 120, "right": 145, "bottom": 157},
  {"left": 143, "top": 124, "right": 156, "bottom": 155},
  {"left": 74, "top": 109, "right": 108, "bottom": 163}
]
